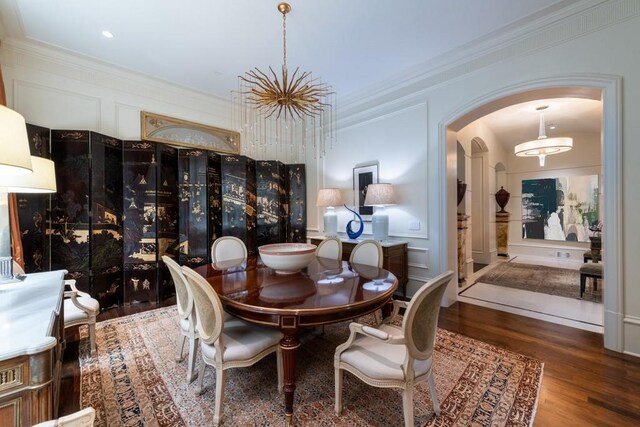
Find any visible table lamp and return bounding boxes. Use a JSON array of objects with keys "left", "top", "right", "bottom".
[
  {"left": 0, "top": 156, "right": 57, "bottom": 282},
  {"left": 316, "top": 188, "right": 342, "bottom": 237},
  {"left": 364, "top": 183, "right": 396, "bottom": 242},
  {"left": 0, "top": 106, "right": 34, "bottom": 281}
]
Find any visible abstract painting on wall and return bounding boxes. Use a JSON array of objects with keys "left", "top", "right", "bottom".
[{"left": 521, "top": 175, "right": 599, "bottom": 242}]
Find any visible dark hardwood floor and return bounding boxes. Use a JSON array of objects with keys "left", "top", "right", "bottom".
[{"left": 60, "top": 301, "right": 640, "bottom": 426}]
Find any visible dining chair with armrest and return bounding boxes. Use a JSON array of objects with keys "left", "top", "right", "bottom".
[
  {"left": 162, "top": 255, "right": 199, "bottom": 382},
  {"left": 64, "top": 279, "right": 100, "bottom": 355},
  {"left": 33, "top": 407, "right": 95, "bottom": 427},
  {"left": 181, "top": 265, "right": 284, "bottom": 427},
  {"left": 334, "top": 270, "right": 454, "bottom": 427},
  {"left": 14, "top": 261, "right": 99, "bottom": 354}
]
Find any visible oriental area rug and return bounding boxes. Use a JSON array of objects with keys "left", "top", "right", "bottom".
[
  {"left": 475, "top": 262, "right": 602, "bottom": 303},
  {"left": 78, "top": 307, "right": 543, "bottom": 427}
]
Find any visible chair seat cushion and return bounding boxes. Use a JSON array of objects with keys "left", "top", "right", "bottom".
[
  {"left": 201, "top": 318, "right": 282, "bottom": 362},
  {"left": 340, "top": 324, "right": 433, "bottom": 381},
  {"left": 580, "top": 263, "right": 603, "bottom": 276},
  {"left": 64, "top": 296, "right": 99, "bottom": 323},
  {"left": 583, "top": 251, "right": 593, "bottom": 259}
]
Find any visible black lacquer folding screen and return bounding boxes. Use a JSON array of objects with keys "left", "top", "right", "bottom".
[{"left": 19, "top": 125, "right": 305, "bottom": 310}]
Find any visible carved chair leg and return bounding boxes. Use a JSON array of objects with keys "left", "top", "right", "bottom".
[
  {"left": 89, "top": 321, "right": 97, "bottom": 355},
  {"left": 334, "top": 367, "right": 343, "bottom": 415},
  {"left": 213, "top": 368, "right": 226, "bottom": 427},
  {"left": 195, "top": 358, "right": 207, "bottom": 395},
  {"left": 428, "top": 372, "right": 441, "bottom": 416},
  {"left": 186, "top": 336, "right": 198, "bottom": 383},
  {"left": 402, "top": 385, "right": 415, "bottom": 427},
  {"left": 176, "top": 334, "right": 187, "bottom": 362}
]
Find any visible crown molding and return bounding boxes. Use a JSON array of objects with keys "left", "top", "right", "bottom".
[
  {"left": 0, "top": 37, "right": 231, "bottom": 114},
  {"left": 340, "top": 0, "right": 638, "bottom": 116}
]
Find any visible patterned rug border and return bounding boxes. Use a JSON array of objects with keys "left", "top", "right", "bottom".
[{"left": 80, "top": 306, "right": 544, "bottom": 427}]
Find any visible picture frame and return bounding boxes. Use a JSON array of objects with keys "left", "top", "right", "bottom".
[
  {"left": 353, "top": 163, "right": 378, "bottom": 221},
  {"left": 141, "top": 111, "right": 240, "bottom": 154}
]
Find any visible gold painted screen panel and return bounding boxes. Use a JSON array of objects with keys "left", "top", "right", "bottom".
[{"left": 141, "top": 112, "right": 240, "bottom": 154}]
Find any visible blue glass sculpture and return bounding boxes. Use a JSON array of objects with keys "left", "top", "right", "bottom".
[{"left": 344, "top": 204, "right": 364, "bottom": 239}]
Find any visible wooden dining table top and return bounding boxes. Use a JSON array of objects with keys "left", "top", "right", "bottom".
[{"left": 192, "top": 255, "right": 398, "bottom": 326}]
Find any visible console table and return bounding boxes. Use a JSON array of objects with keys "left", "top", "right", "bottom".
[
  {"left": 309, "top": 236, "right": 409, "bottom": 297},
  {"left": 0, "top": 270, "right": 66, "bottom": 427}
]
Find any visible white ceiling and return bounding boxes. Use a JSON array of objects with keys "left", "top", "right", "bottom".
[
  {"left": 1, "top": 0, "right": 576, "bottom": 100},
  {"left": 0, "top": 0, "right": 600, "bottom": 143}
]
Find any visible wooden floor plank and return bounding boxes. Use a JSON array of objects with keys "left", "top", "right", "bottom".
[{"left": 59, "top": 300, "right": 640, "bottom": 426}]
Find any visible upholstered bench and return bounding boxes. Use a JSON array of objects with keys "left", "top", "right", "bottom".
[{"left": 580, "top": 263, "right": 603, "bottom": 298}]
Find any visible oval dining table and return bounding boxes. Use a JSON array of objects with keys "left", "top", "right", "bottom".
[{"left": 193, "top": 255, "right": 398, "bottom": 426}]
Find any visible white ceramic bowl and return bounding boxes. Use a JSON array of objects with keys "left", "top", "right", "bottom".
[{"left": 258, "top": 243, "right": 317, "bottom": 274}]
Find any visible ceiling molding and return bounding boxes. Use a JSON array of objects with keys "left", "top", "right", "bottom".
[
  {"left": 339, "top": 0, "right": 637, "bottom": 116},
  {"left": 0, "top": 37, "right": 231, "bottom": 113}
]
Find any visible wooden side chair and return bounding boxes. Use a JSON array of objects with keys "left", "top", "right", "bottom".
[
  {"left": 580, "top": 263, "right": 603, "bottom": 298},
  {"left": 162, "top": 255, "right": 199, "bottom": 382},
  {"left": 315, "top": 236, "right": 343, "bottom": 260},
  {"left": 181, "top": 265, "right": 283, "bottom": 427},
  {"left": 334, "top": 271, "right": 454, "bottom": 427}
]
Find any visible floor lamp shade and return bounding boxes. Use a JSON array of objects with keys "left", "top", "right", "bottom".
[
  {"left": 364, "top": 183, "right": 396, "bottom": 242},
  {"left": 0, "top": 106, "right": 32, "bottom": 176},
  {"left": 316, "top": 188, "right": 342, "bottom": 237}
]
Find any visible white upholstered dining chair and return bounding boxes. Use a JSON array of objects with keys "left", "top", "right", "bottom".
[
  {"left": 315, "top": 236, "right": 343, "bottom": 260},
  {"left": 64, "top": 279, "right": 100, "bottom": 355},
  {"left": 162, "top": 255, "right": 199, "bottom": 382},
  {"left": 181, "top": 265, "right": 284, "bottom": 427},
  {"left": 210, "top": 236, "right": 248, "bottom": 267},
  {"left": 14, "top": 261, "right": 99, "bottom": 354},
  {"left": 349, "top": 239, "right": 383, "bottom": 267},
  {"left": 334, "top": 270, "right": 454, "bottom": 427},
  {"left": 33, "top": 407, "right": 95, "bottom": 427}
]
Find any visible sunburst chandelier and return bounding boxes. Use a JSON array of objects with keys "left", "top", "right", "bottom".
[{"left": 232, "top": 2, "right": 336, "bottom": 161}]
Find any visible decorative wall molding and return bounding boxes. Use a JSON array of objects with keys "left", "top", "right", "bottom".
[
  {"left": 340, "top": 0, "right": 638, "bottom": 115},
  {"left": 407, "top": 246, "right": 429, "bottom": 269},
  {"left": 1, "top": 38, "right": 230, "bottom": 117},
  {"left": 13, "top": 79, "right": 101, "bottom": 129}
]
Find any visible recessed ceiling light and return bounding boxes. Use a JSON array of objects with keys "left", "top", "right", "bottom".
[{"left": 102, "top": 30, "right": 114, "bottom": 39}]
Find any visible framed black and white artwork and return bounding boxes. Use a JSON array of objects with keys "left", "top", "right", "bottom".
[{"left": 353, "top": 163, "right": 378, "bottom": 221}]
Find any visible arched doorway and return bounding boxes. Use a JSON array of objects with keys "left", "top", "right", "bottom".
[{"left": 439, "top": 76, "right": 622, "bottom": 351}]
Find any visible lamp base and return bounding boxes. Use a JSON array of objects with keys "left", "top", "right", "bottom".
[
  {"left": 323, "top": 207, "right": 338, "bottom": 237},
  {"left": 371, "top": 207, "right": 389, "bottom": 242}
]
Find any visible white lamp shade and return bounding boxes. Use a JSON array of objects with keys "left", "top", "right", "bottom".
[
  {"left": 316, "top": 188, "right": 343, "bottom": 207},
  {"left": 364, "top": 183, "right": 396, "bottom": 206},
  {"left": 0, "top": 106, "right": 32, "bottom": 175},
  {"left": 5, "top": 156, "right": 57, "bottom": 193}
]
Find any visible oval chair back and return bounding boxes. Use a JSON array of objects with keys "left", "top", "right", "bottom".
[
  {"left": 349, "top": 239, "right": 383, "bottom": 268},
  {"left": 403, "top": 270, "right": 454, "bottom": 360},
  {"left": 211, "top": 236, "right": 248, "bottom": 266},
  {"left": 181, "top": 265, "right": 225, "bottom": 347},
  {"left": 162, "top": 256, "right": 193, "bottom": 321},
  {"left": 315, "top": 236, "right": 343, "bottom": 260}
]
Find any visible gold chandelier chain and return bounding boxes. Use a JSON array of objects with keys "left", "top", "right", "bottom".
[{"left": 282, "top": 11, "right": 287, "bottom": 71}]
